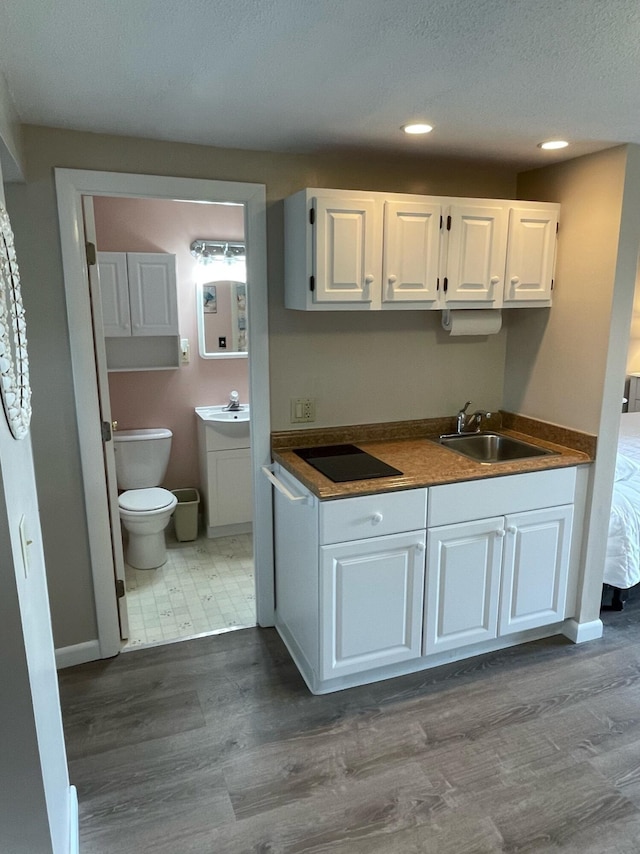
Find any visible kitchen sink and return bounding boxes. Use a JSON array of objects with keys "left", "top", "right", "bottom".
[{"left": 438, "top": 432, "right": 557, "bottom": 464}]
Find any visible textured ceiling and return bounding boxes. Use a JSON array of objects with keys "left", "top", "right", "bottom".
[{"left": 1, "top": 0, "right": 639, "bottom": 168}]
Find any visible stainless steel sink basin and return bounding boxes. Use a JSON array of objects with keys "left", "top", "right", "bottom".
[{"left": 438, "top": 432, "right": 557, "bottom": 464}]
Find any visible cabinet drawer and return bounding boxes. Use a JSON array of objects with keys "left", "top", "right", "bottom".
[
  {"left": 319, "top": 488, "right": 427, "bottom": 545},
  {"left": 428, "top": 468, "right": 576, "bottom": 527}
]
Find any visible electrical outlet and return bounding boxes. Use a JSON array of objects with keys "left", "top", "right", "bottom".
[{"left": 290, "top": 397, "right": 316, "bottom": 423}]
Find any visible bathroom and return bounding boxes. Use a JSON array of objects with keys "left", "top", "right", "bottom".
[{"left": 93, "top": 193, "right": 256, "bottom": 648}]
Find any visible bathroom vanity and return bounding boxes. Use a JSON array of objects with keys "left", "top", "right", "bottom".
[
  {"left": 196, "top": 405, "right": 252, "bottom": 538},
  {"left": 268, "top": 419, "right": 593, "bottom": 694}
]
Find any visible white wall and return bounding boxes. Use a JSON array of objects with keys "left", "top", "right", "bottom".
[{"left": 0, "top": 156, "right": 74, "bottom": 851}]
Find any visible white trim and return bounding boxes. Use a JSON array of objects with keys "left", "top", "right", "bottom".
[
  {"left": 68, "top": 785, "right": 79, "bottom": 854},
  {"left": 55, "top": 640, "right": 102, "bottom": 670},
  {"left": 562, "top": 618, "right": 604, "bottom": 644},
  {"left": 54, "top": 168, "right": 273, "bottom": 660}
]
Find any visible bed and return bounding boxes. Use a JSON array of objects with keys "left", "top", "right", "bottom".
[{"left": 604, "top": 411, "right": 640, "bottom": 607}]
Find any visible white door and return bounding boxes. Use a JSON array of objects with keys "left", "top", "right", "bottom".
[
  {"left": 97, "top": 252, "right": 131, "bottom": 336},
  {"left": 313, "top": 196, "right": 379, "bottom": 304},
  {"left": 382, "top": 200, "right": 442, "bottom": 305},
  {"left": 444, "top": 203, "right": 508, "bottom": 305},
  {"left": 424, "top": 517, "right": 503, "bottom": 655},
  {"left": 82, "top": 197, "right": 129, "bottom": 640},
  {"left": 320, "top": 531, "right": 425, "bottom": 680},
  {"left": 503, "top": 206, "right": 558, "bottom": 304},
  {"left": 127, "top": 252, "right": 179, "bottom": 335},
  {"left": 499, "top": 505, "right": 573, "bottom": 634}
]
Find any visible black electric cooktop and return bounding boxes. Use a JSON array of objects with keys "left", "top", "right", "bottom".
[{"left": 294, "top": 444, "right": 403, "bottom": 483}]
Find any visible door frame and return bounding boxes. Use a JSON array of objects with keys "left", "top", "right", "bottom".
[{"left": 55, "top": 168, "right": 272, "bottom": 659}]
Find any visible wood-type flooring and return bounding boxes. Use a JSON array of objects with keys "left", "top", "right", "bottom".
[{"left": 59, "top": 598, "right": 640, "bottom": 853}]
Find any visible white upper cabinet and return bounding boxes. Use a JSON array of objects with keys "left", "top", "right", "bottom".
[
  {"left": 442, "top": 202, "right": 508, "bottom": 307},
  {"left": 503, "top": 206, "right": 559, "bottom": 307},
  {"left": 313, "top": 196, "right": 379, "bottom": 304},
  {"left": 284, "top": 188, "right": 559, "bottom": 311},
  {"left": 382, "top": 200, "right": 442, "bottom": 304},
  {"left": 98, "top": 251, "right": 178, "bottom": 337}
]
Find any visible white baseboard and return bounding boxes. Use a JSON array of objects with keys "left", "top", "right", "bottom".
[
  {"left": 562, "top": 618, "right": 604, "bottom": 644},
  {"left": 68, "top": 785, "right": 79, "bottom": 854},
  {"left": 55, "top": 640, "right": 101, "bottom": 669}
]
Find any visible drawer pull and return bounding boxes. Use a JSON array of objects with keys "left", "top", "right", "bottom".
[
  {"left": 507, "top": 525, "right": 518, "bottom": 534},
  {"left": 416, "top": 541, "right": 425, "bottom": 552},
  {"left": 262, "top": 465, "right": 310, "bottom": 504},
  {"left": 496, "top": 528, "right": 506, "bottom": 538},
  {"left": 371, "top": 512, "right": 383, "bottom": 524}
]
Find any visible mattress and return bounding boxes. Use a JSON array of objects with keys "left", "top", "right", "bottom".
[{"left": 605, "top": 412, "right": 640, "bottom": 589}]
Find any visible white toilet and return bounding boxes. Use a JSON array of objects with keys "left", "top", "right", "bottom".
[{"left": 113, "top": 428, "right": 178, "bottom": 570}]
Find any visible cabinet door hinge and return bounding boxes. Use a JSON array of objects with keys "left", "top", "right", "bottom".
[
  {"left": 439, "top": 215, "right": 443, "bottom": 229},
  {"left": 446, "top": 215, "right": 452, "bottom": 231},
  {"left": 309, "top": 275, "right": 315, "bottom": 292},
  {"left": 556, "top": 221, "right": 559, "bottom": 234},
  {"left": 101, "top": 420, "right": 112, "bottom": 442},
  {"left": 85, "top": 241, "right": 97, "bottom": 267},
  {"left": 443, "top": 277, "right": 448, "bottom": 293},
  {"left": 309, "top": 208, "right": 315, "bottom": 225},
  {"left": 551, "top": 279, "right": 554, "bottom": 291},
  {"left": 115, "top": 579, "right": 125, "bottom": 599},
  {"left": 436, "top": 277, "right": 440, "bottom": 292}
]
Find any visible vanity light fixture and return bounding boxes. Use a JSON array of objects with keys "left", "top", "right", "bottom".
[
  {"left": 190, "top": 239, "right": 246, "bottom": 264},
  {"left": 402, "top": 122, "right": 433, "bottom": 135},
  {"left": 537, "top": 140, "right": 569, "bottom": 150}
]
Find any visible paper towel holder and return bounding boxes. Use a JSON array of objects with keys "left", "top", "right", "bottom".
[{"left": 441, "top": 308, "right": 502, "bottom": 337}]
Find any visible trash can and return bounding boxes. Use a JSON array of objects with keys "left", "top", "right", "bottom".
[{"left": 171, "top": 488, "right": 200, "bottom": 542}]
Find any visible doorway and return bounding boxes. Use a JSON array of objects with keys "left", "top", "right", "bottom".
[{"left": 55, "top": 169, "right": 272, "bottom": 661}]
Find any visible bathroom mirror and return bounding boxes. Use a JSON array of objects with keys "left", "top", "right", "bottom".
[
  {"left": 0, "top": 203, "right": 32, "bottom": 439},
  {"left": 197, "top": 279, "right": 248, "bottom": 359}
]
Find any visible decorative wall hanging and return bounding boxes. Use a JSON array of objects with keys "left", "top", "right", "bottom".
[{"left": 0, "top": 203, "right": 31, "bottom": 439}]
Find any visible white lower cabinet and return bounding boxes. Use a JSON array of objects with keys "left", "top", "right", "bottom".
[
  {"left": 320, "top": 531, "right": 425, "bottom": 680},
  {"left": 424, "top": 517, "right": 503, "bottom": 655},
  {"left": 271, "top": 463, "right": 577, "bottom": 694}
]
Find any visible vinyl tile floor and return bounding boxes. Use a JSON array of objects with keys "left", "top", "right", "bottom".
[
  {"left": 59, "top": 593, "right": 640, "bottom": 853},
  {"left": 123, "top": 529, "right": 256, "bottom": 649}
]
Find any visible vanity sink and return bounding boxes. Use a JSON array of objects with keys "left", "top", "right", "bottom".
[
  {"left": 438, "top": 432, "right": 557, "bottom": 464},
  {"left": 195, "top": 404, "right": 250, "bottom": 424}
]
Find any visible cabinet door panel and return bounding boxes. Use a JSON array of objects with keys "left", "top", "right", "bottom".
[
  {"left": 424, "top": 517, "right": 502, "bottom": 655},
  {"left": 314, "top": 197, "right": 379, "bottom": 304},
  {"left": 127, "top": 253, "right": 178, "bottom": 335},
  {"left": 206, "top": 449, "right": 253, "bottom": 528},
  {"left": 500, "top": 505, "right": 572, "bottom": 634},
  {"left": 320, "top": 531, "right": 425, "bottom": 679},
  {"left": 504, "top": 207, "right": 558, "bottom": 304},
  {"left": 382, "top": 201, "right": 441, "bottom": 304},
  {"left": 97, "top": 252, "right": 131, "bottom": 337},
  {"left": 445, "top": 204, "right": 508, "bottom": 305}
]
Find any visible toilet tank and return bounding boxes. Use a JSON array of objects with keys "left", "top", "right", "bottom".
[{"left": 113, "top": 428, "right": 173, "bottom": 489}]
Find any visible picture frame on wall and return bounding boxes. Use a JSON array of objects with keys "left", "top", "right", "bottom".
[{"left": 203, "top": 284, "right": 217, "bottom": 313}]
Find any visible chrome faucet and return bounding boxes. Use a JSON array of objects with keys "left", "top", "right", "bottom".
[
  {"left": 223, "top": 390, "right": 241, "bottom": 411},
  {"left": 456, "top": 401, "right": 472, "bottom": 433},
  {"left": 456, "top": 401, "right": 492, "bottom": 433}
]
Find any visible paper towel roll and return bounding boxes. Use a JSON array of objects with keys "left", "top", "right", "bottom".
[{"left": 442, "top": 309, "right": 502, "bottom": 336}]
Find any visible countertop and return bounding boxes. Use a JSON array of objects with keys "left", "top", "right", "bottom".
[{"left": 271, "top": 412, "right": 595, "bottom": 500}]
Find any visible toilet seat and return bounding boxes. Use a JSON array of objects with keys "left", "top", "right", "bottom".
[{"left": 119, "top": 487, "right": 176, "bottom": 513}]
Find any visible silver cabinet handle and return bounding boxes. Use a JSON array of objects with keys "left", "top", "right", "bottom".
[{"left": 261, "top": 465, "right": 310, "bottom": 504}]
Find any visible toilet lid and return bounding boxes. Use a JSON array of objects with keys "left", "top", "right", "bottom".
[{"left": 119, "top": 487, "right": 175, "bottom": 512}]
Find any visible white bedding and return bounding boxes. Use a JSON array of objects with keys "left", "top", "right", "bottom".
[{"left": 605, "top": 412, "right": 640, "bottom": 589}]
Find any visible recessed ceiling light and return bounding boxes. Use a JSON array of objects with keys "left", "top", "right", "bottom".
[
  {"left": 402, "top": 123, "right": 433, "bottom": 135},
  {"left": 538, "top": 140, "right": 569, "bottom": 150}
]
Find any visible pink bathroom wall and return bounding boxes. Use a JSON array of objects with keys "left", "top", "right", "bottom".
[{"left": 93, "top": 196, "right": 248, "bottom": 492}]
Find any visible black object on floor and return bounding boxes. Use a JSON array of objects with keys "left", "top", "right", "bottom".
[{"left": 294, "top": 443, "right": 403, "bottom": 483}]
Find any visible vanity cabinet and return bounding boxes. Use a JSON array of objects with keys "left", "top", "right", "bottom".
[
  {"left": 196, "top": 415, "right": 252, "bottom": 538},
  {"left": 97, "top": 252, "right": 178, "bottom": 336},
  {"left": 425, "top": 470, "right": 574, "bottom": 655},
  {"left": 284, "top": 188, "right": 559, "bottom": 311}
]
